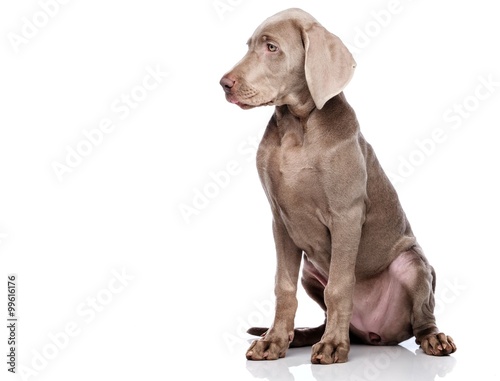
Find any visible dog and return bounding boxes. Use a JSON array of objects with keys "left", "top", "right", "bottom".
[{"left": 219, "top": 8, "right": 456, "bottom": 364}]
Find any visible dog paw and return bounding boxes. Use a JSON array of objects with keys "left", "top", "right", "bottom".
[
  {"left": 311, "top": 340, "right": 349, "bottom": 364},
  {"left": 246, "top": 336, "right": 289, "bottom": 361},
  {"left": 420, "top": 333, "right": 456, "bottom": 356}
]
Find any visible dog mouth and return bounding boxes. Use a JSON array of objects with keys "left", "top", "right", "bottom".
[{"left": 225, "top": 94, "right": 274, "bottom": 109}]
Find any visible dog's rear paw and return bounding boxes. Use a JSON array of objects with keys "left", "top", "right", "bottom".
[
  {"left": 420, "top": 333, "right": 456, "bottom": 356},
  {"left": 247, "top": 327, "right": 269, "bottom": 337},
  {"left": 248, "top": 325, "right": 326, "bottom": 348}
]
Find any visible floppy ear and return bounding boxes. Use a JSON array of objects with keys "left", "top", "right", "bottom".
[{"left": 302, "top": 24, "right": 356, "bottom": 110}]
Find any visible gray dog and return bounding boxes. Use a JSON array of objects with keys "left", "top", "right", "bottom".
[{"left": 220, "top": 8, "right": 456, "bottom": 364}]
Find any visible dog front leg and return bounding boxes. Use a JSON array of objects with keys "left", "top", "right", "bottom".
[
  {"left": 311, "top": 209, "right": 364, "bottom": 365},
  {"left": 246, "top": 216, "right": 302, "bottom": 361}
]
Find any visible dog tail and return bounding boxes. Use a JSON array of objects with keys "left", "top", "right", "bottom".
[{"left": 247, "top": 325, "right": 325, "bottom": 347}]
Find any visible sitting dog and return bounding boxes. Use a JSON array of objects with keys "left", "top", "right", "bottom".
[{"left": 220, "top": 8, "right": 456, "bottom": 364}]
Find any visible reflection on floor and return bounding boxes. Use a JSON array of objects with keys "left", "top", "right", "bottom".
[{"left": 245, "top": 340, "right": 456, "bottom": 381}]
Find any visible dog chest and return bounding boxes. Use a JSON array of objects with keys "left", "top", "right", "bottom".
[
  {"left": 257, "top": 129, "right": 323, "bottom": 206},
  {"left": 256, "top": 122, "right": 335, "bottom": 255}
]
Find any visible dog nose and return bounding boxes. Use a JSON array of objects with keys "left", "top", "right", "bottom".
[{"left": 220, "top": 76, "right": 235, "bottom": 93}]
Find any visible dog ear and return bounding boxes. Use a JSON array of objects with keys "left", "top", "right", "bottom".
[{"left": 302, "top": 24, "right": 356, "bottom": 110}]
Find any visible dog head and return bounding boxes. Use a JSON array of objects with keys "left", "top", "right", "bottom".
[{"left": 220, "top": 8, "right": 356, "bottom": 111}]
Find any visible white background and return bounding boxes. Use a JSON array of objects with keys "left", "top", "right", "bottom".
[{"left": 1, "top": 1, "right": 499, "bottom": 380}]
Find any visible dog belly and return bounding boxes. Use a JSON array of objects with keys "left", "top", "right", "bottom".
[
  {"left": 303, "top": 251, "right": 415, "bottom": 345},
  {"left": 351, "top": 252, "right": 416, "bottom": 344}
]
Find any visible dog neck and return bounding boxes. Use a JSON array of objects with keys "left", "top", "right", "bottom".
[
  {"left": 274, "top": 92, "right": 358, "bottom": 141},
  {"left": 280, "top": 86, "right": 317, "bottom": 121}
]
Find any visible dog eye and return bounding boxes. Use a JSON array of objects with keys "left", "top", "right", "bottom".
[{"left": 267, "top": 43, "right": 278, "bottom": 52}]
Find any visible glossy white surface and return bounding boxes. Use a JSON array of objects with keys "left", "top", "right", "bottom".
[
  {"left": 245, "top": 343, "right": 455, "bottom": 381},
  {"left": 222, "top": 337, "right": 495, "bottom": 381}
]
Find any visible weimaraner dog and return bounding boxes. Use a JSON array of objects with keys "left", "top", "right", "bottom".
[{"left": 220, "top": 8, "right": 456, "bottom": 364}]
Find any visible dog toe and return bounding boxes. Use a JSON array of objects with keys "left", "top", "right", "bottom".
[
  {"left": 420, "top": 333, "right": 456, "bottom": 356},
  {"left": 311, "top": 341, "right": 349, "bottom": 364}
]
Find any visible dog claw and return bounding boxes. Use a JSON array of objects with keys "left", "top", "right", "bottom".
[
  {"left": 420, "top": 333, "right": 456, "bottom": 356},
  {"left": 246, "top": 336, "right": 289, "bottom": 361},
  {"left": 311, "top": 340, "right": 349, "bottom": 364}
]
